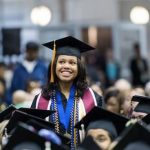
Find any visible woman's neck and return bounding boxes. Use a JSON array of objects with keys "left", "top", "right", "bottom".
[{"left": 58, "top": 81, "right": 73, "bottom": 98}]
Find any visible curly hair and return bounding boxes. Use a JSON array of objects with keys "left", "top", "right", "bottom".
[{"left": 42, "top": 55, "right": 88, "bottom": 99}]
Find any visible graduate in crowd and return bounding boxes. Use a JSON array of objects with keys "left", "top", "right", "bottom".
[
  {"left": 0, "top": 105, "right": 70, "bottom": 150},
  {"left": 31, "top": 36, "right": 103, "bottom": 149},
  {"left": 130, "top": 95, "right": 150, "bottom": 120},
  {"left": 3, "top": 121, "right": 69, "bottom": 150},
  {"left": 104, "top": 87, "right": 122, "bottom": 114},
  {"left": 129, "top": 43, "right": 149, "bottom": 87},
  {"left": 75, "top": 107, "right": 128, "bottom": 150},
  {"left": 111, "top": 122, "right": 150, "bottom": 150}
]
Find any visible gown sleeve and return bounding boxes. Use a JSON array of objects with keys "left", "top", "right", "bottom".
[{"left": 93, "top": 91, "right": 104, "bottom": 108}]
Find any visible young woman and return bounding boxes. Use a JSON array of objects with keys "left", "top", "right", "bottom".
[{"left": 31, "top": 36, "right": 103, "bottom": 149}]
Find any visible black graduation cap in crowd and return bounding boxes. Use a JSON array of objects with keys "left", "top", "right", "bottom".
[
  {"left": 42, "top": 36, "right": 95, "bottom": 59},
  {"left": 0, "top": 105, "right": 16, "bottom": 122},
  {"left": 132, "top": 95, "right": 150, "bottom": 114},
  {"left": 26, "top": 119, "right": 70, "bottom": 145},
  {"left": 76, "top": 136, "right": 101, "bottom": 150},
  {"left": 75, "top": 107, "right": 129, "bottom": 140},
  {"left": 124, "top": 142, "right": 150, "bottom": 150},
  {"left": 43, "top": 36, "right": 95, "bottom": 83},
  {"left": 0, "top": 105, "right": 55, "bottom": 123},
  {"left": 5, "top": 110, "right": 54, "bottom": 134},
  {"left": 142, "top": 113, "right": 150, "bottom": 125},
  {"left": 3, "top": 123, "right": 69, "bottom": 150},
  {"left": 112, "top": 123, "right": 150, "bottom": 150}
]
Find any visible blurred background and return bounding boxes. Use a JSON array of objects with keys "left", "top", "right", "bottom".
[{"left": 0, "top": 0, "right": 150, "bottom": 110}]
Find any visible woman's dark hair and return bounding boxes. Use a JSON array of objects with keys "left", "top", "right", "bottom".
[
  {"left": 104, "top": 89, "right": 120, "bottom": 103},
  {"left": 42, "top": 55, "right": 88, "bottom": 99},
  {"left": 104, "top": 87, "right": 123, "bottom": 113}
]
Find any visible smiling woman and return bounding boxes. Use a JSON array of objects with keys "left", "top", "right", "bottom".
[
  {"left": 56, "top": 55, "right": 78, "bottom": 84},
  {"left": 31, "top": 36, "right": 104, "bottom": 149}
]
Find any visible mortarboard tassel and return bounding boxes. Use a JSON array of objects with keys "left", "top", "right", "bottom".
[{"left": 50, "top": 41, "right": 56, "bottom": 83}]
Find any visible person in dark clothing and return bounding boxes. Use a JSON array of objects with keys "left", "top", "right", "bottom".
[
  {"left": 130, "top": 43, "right": 149, "bottom": 87},
  {"left": 8, "top": 42, "right": 47, "bottom": 104}
]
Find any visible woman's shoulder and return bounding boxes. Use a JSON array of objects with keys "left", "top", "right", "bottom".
[{"left": 89, "top": 88, "right": 104, "bottom": 107}]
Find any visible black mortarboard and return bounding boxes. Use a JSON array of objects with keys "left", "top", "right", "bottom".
[
  {"left": 0, "top": 105, "right": 54, "bottom": 123},
  {"left": 142, "top": 113, "right": 150, "bottom": 124},
  {"left": 132, "top": 95, "right": 150, "bottom": 114},
  {"left": 26, "top": 119, "right": 70, "bottom": 145},
  {"left": 112, "top": 123, "right": 150, "bottom": 150},
  {"left": 75, "top": 107, "right": 129, "bottom": 140},
  {"left": 18, "top": 107, "right": 55, "bottom": 119},
  {"left": 3, "top": 123, "right": 69, "bottom": 150},
  {"left": 43, "top": 36, "right": 95, "bottom": 82},
  {"left": 124, "top": 142, "right": 150, "bottom": 150},
  {"left": 5, "top": 110, "right": 54, "bottom": 134},
  {"left": 76, "top": 136, "right": 101, "bottom": 150},
  {"left": 42, "top": 36, "right": 95, "bottom": 59},
  {"left": 0, "top": 105, "right": 16, "bottom": 122}
]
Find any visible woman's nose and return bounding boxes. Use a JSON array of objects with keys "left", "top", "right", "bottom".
[{"left": 63, "top": 62, "right": 70, "bottom": 68}]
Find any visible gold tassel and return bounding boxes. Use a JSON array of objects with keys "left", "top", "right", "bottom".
[{"left": 50, "top": 41, "right": 56, "bottom": 83}]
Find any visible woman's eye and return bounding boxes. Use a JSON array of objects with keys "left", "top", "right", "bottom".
[
  {"left": 70, "top": 61, "right": 77, "bottom": 65},
  {"left": 59, "top": 61, "right": 65, "bottom": 64}
]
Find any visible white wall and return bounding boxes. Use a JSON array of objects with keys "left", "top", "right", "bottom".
[
  {"left": 66, "top": 0, "right": 119, "bottom": 23},
  {"left": 1, "top": 0, "right": 62, "bottom": 27}
]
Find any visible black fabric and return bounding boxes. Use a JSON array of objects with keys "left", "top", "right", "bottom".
[
  {"left": 77, "top": 136, "right": 101, "bottom": 150},
  {"left": 0, "top": 104, "right": 54, "bottom": 122},
  {"left": 130, "top": 58, "right": 148, "bottom": 86},
  {"left": 75, "top": 107, "right": 129, "bottom": 137},
  {"left": 132, "top": 95, "right": 150, "bottom": 114},
  {"left": 5, "top": 110, "right": 54, "bottom": 134},
  {"left": 31, "top": 95, "right": 38, "bottom": 108},
  {"left": 3, "top": 123, "right": 69, "bottom": 150},
  {"left": 93, "top": 91, "right": 104, "bottom": 107},
  {"left": 42, "top": 36, "right": 95, "bottom": 59},
  {"left": 113, "top": 123, "right": 150, "bottom": 150},
  {"left": 124, "top": 142, "right": 150, "bottom": 150}
]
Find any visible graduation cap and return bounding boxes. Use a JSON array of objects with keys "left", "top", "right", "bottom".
[
  {"left": 0, "top": 105, "right": 55, "bottom": 123},
  {"left": 43, "top": 36, "right": 94, "bottom": 59},
  {"left": 42, "top": 36, "right": 95, "bottom": 82},
  {"left": 124, "top": 142, "right": 150, "bottom": 150},
  {"left": 142, "top": 113, "right": 150, "bottom": 125},
  {"left": 112, "top": 123, "right": 150, "bottom": 150},
  {"left": 76, "top": 136, "right": 101, "bottom": 150},
  {"left": 3, "top": 123, "right": 69, "bottom": 150},
  {"left": 132, "top": 95, "right": 150, "bottom": 114},
  {"left": 18, "top": 107, "right": 55, "bottom": 119},
  {"left": 0, "top": 105, "right": 16, "bottom": 122},
  {"left": 26, "top": 119, "right": 70, "bottom": 145},
  {"left": 5, "top": 110, "right": 54, "bottom": 134},
  {"left": 75, "top": 107, "right": 129, "bottom": 140}
]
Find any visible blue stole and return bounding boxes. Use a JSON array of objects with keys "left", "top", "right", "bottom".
[{"left": 56, "top": 84, "right": 76, "bottom": 130}]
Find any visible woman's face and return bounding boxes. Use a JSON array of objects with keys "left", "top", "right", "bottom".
[
  {"left": 87, "top": 129, "right": 112, "bottom": 150},
  {"left": 106, "top": 97, "right": 120, "bottom": 114},
  {"left": 56, "top": 55, "right": 78, "bottom": 83}
]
